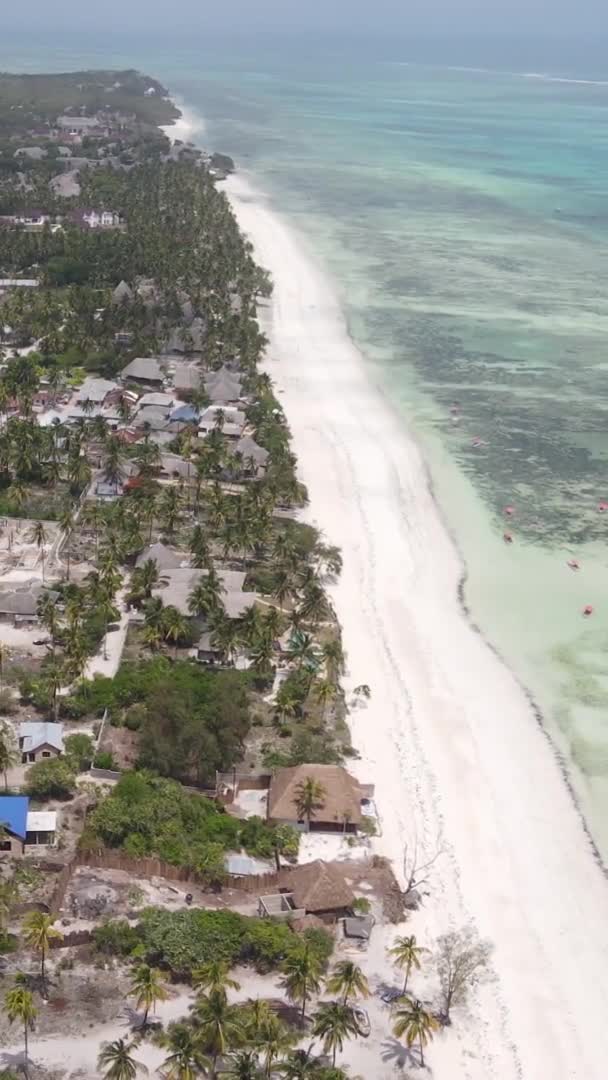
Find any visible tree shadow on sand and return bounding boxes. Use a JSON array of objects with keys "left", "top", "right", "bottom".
[{"left": 381, "top": 1035, "right": 421, "bottom": 1070}]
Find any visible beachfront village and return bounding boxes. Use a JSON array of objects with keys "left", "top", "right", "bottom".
[{"left": 0, "top": 70, "right": 492, "bottom": 1079}]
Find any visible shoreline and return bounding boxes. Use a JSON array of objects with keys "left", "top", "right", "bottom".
[{"left": 223, "top": 169, "right": 608, "bottom": 1078}]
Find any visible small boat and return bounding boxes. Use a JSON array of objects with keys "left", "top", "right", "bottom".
[
  {"left": 503, "top": 532, "right": 513, "bottom": 544},
  {"left": 598, "top": 502, "right": 608, "bottom": 513},
  {"left": 583, "top": 605, "right": 593, "bottom": 616},
  {"left": 503, "top": 505, "right": 515, "bottom": 516},
  {"left": 567, "top": 559, "right": 580, "bottom": 571}
]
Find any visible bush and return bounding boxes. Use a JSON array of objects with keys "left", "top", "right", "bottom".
[
  {"left": 64, "top": 733, "right": 95, "bottom": 771},
  {"left": 93, "top": 919, "right": 141, "bottom": 957},
  {"left": 138, "top": 908, "right": 246, "bottom": 977},
  {"left": 25, "top": 757, "right": 76, "bottom": 800},
  {"left": 130, "top": 907, "right": 332, "bottom": 979},
  {"left": 93, "top": 750, "right": 116, "bottom": 770}
]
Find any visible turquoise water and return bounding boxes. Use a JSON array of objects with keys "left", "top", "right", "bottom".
[{"left": 2, "top": 33, "right": 608, "bottom": 855}]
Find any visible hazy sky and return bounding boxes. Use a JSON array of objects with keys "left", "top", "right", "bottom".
[{"left": 2, "top": 0, "right": 605, "bottom": 35}]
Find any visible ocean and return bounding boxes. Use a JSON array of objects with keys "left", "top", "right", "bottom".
[{"left": 2, "top": 31, "right": 608, "bottom": 856}]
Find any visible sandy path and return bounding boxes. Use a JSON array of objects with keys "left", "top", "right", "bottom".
[{"left": 226, "top": 173, "right": 608, "bottom": 1079}]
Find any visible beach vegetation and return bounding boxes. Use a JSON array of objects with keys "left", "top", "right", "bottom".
[
  {"left": 391, "top": 996, "right": 439, "bottom": 1068},
  {"left": 435, "top": 927, "right": 493, "bottom": 1022}
]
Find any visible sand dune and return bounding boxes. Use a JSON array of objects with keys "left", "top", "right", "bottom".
[{"left": 226, "top": 172, "right": 608, "bottom": 1079}]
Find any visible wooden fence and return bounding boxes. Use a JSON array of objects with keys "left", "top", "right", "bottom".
[{"left": 47, "top": 850, "right": 288, "bottom": 915}]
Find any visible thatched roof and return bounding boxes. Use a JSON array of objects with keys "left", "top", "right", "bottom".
[
  {"left": 288, "top": 860, "right": 354, "bottom": 913},
  {"left": 121, "top": 357, "right": 164, "bottom": 383},
  {"left": 268, "top": 764, "right": 364, "bottom": 827}
]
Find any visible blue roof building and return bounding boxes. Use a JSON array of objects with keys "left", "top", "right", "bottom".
[{"left": 0, "top": 795, "right": 29, "bottom": 841}]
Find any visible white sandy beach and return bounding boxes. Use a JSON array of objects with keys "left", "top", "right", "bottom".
[{"left": 225, "top": 172, "right": 608, "bottom": 1079}]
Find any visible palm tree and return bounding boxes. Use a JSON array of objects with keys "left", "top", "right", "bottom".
[
  {"left": 158, "top": 1021, "right": 210, "bottom": 1080},
  {"left": 391, "top": 997, "right": 439, "bottom": 1068},
  {"left": 313, "top": 679, "right": 336, "bottom": 721},
  {"left": 22, "top": 911, "right": 61, "bottom": 985},
  {"left": 320, "top": 639, "right": 345, "bottom": 682},
  {"left": 223, "top": 1050, "right": 262, "bottom": 1080},
  {"left": 98, "top": 1038, "right": 148, "bottom": 1080},
  {"left": 0, "top": 724, "right": 18, "bottom": 791},
  {"left": 388, "top": 935, "right": 427, "bottom": 995},
  {"left": 279, "top": 944, "right": 323, "bottom": 1021},
  {"left": 278, "top": 1048, "right": 324, "bottom": 1079},
  {"left": 293, "top": 776, "right": 326, "bottom": 831},
  {"left": 162, "top": 606, "right": 189, "bottom": 657},
  {"left": 190, "top": 990, "right": 244, "bottom": 1075},
  {"left": 128, "top": 963, "right": 169, "bottom": 1026},
  {"left": 311, "top": 1003, "right": 359, "bottom": 1067},
  {"left": 58, "top": 504, "right": 75, "bottom": 581},
  {"left": 4, "top": 979, "right": 37, "bottom": 1079},
  {"left": 27, "top": 520, "right": 47, "bottom": 581},
  {"left": 286, "top": 631, "right": 320, "bottom": 673},
  {"left": 325, "top": 962, "right": 369, "bottom": 1006},
  {"left": 255, "top": 1012, "right": 295, "bottom": 1077},
  {"left": 192, "top": 960, "right": 240, "bottom": 999}
]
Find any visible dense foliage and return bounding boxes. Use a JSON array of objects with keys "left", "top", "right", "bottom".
[
  {"left": 67, "top": 659, "right": 251, "bottom": 785},
  {"left": 84, "top": 771, "right": 295, "bottom": 876},
  {"left": 94, "top": 907, "right": 333, "bottom": 978}
]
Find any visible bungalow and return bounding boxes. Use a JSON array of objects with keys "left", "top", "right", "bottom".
[
  {"left": 136, "top": 392, "right": 174, "bottom": 411},
  {"left": 14, "top": 147, "right": 47, "bottom": 161},
  {"left": 162, "top": 317, "right": 206, "bottom": 356},
  {"left": 75, "top": 376, "right": 120, "bottom": 407},
  {"left": 193, "top": 630, "right": 223, "bottom": 666},
  {"left": 230, "top": 435, "right": 269, "bottom": 477},
  {"left": 112, "top": 280, "right": 133, "bottom": 305},
  {"left": 68, "top": 208, "right": 121, "bottom": 229},
  {"left": 204, "top": 367, "right": 243, "bottom": 405},
  {"left": 172, "top": 361, "right": 202, "bottom": 397},
  {"left": 56, "top": 115, "right": 105, "bottom": 138},
  {"left": 135, "top": 542, "right": 185, "bottom": 570},
  {"left": 0, "top": 582, "right": 55, "bottom": 626},
  {"left": 169, "top": 403, "right": 199, "bottom": 425},
  {"left": 121, "top": 357, "right": 165, "bottom": 387},
  {"left": 0, "top": 797, "right": 58, "bottom": 856},
  {"left": 258, "top": 860, "right": 355, "bottom": 923},
  {"left": 19, "top": 721, "right": 64, "bottom": 764},
  {"left": 152, "top": 567, "right": 257, "bottom": 621},
  {"left": 267, "top": 764, "right": 373, "bottom": 833},
  {"left": 199, "top": 406, "right": 246, "bottom": 440}
]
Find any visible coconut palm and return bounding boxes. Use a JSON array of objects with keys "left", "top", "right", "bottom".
[
  {"left": 161, "top": 606, "right": 189, "bottom": 657},
  {"left": 27, "top": 520, "right": 47, "bottom": 581},
  {"left": 255, "top": 1012, "right": 295, "bottom": 1077},
  {"left": 279, "top": 943, "right": 323, "bottom": 1021},
  {"left": 286, "top": 631, "right": 320, "bottom": 673},
  {"left": 391, "top": 996, "right": 439, "bottom": 1068},
  {"left": 311, "top": 1003, "right": 359, "bottom": 1068},
  {"left": 4, "top": 979, "right": 37, "bottom": 1079},
  {"left": 128, "top": 963, "right": 169, "bottom": 1026},
  {"left": 320, "top": 639, "right": 345, "bottom": 682},
  {"left": 98, "top": 1038, "right": 148, "bottom": 1080},
  {"left": 158, "top": 1021, "right": 210, "bottom": 1079},
  {"left": 58, "top": 504, "right": 75, "bottom": 581},
  {"left": 222, "top": 1049, "right": 262, "bottom": 1079},
  {"left": 313, "top": 679, "right": 336, "bottom": 720},
  {"left": 297, "top": 583, "right": 330, "bottom": 626},
  {"left": 388, "top": 935, "right": 427, "bottom": 994},
  {"left": 192, "top": 961, "right": 240, "bottom": 999},
  {"left": 102, "top": 435, "right": 126, "bottom": 486},
  {"left": 277, "top": 1048, "right": 324, "bottom": 1079},
  {"left": 22, "top": 911, "right": 61, "bottom": 985},
  {"left": 325, "top": 962, "right": 369, "bottom": 1005},
  {"left": 190, "top": 990, "right": 244, "bottom": 1074},
  {"left": 209, "top": 614, "right": 242, "bottom": 666},
  {"left": 0, "top": 724, "right": 18, "bottom": 791},
  {"left": 293, "top": 776, "right": 326, "bottom": 830}
]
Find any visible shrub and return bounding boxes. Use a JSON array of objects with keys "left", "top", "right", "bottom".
[
  {"left": 25, "top": 757, "right": 76, "bottom": 800},
  {"left": 64, "top": 733, "right": 95, "bottom": 771},
  {"left": 93, "top": 750, "right": 116, "bottom": 770},
  {"left": 138, "top": 908, "right": 247, "bottom": 977},
  {"left": 93, "top": 919, "right": 141, "bottom": 957}
]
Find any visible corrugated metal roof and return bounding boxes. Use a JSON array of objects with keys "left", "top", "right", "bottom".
[
  {"left": 0, "top": 795, "right": 29, "bottom": 839},
  {"left": 26, "top": 810, "right": 57, "bottom": 833}
]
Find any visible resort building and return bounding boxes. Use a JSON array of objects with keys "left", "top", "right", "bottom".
[{"left": 267, "top": 763, "right": 373, "bottom": 833}]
